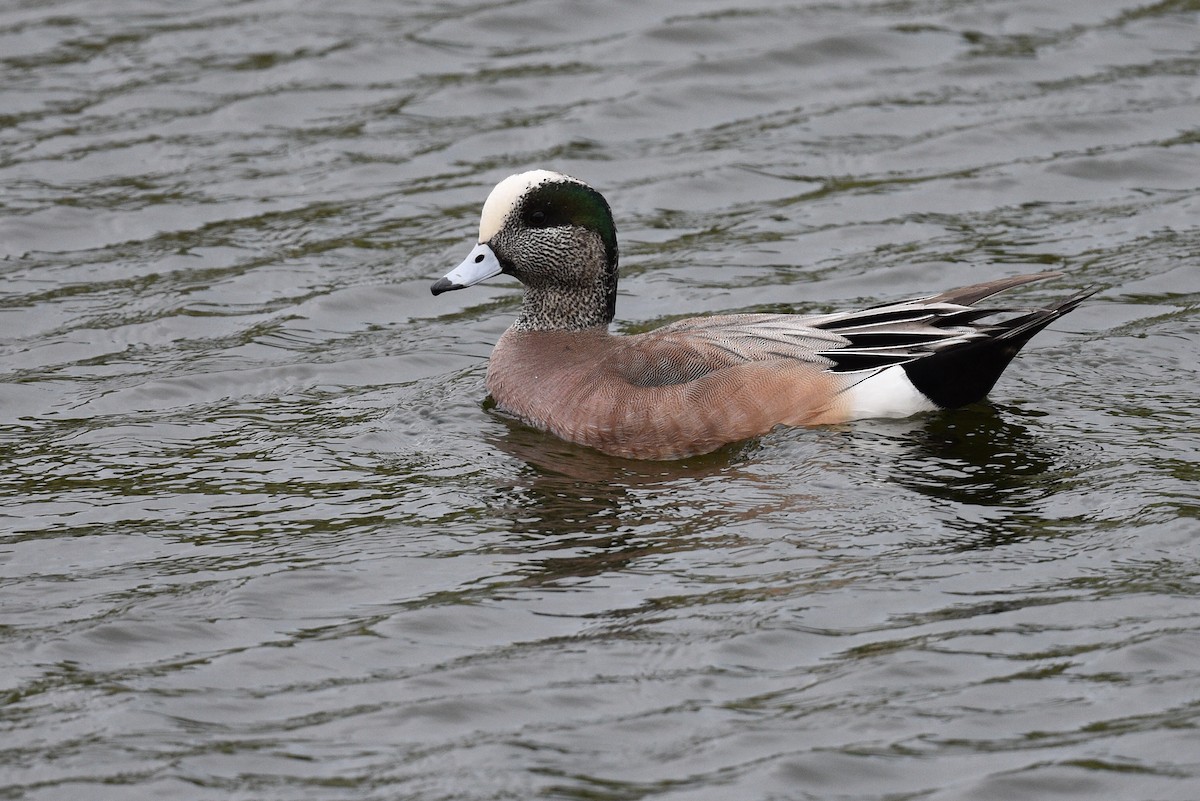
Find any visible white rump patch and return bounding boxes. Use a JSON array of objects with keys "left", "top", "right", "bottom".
[
  {"left": 478, "top": 170, "right": 585, "bottom": 243},
  {"left": 845, "top": 364, "right": 938, "bottom": 420}
]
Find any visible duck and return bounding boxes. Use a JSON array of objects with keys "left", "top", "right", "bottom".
[{"left": 431, "top": 170, "right": 1094, "bottom": 460}]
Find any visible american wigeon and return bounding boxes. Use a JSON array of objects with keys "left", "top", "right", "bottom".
[{"left": 432, "top": 170, "right": 1094, "bottom": 460}]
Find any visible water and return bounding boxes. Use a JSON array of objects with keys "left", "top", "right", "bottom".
[{"left": 2, "top": 0, "right": 1199, "bottom": 798}]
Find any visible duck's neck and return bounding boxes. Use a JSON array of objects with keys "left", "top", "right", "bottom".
[{"left": 512, "top": 282, "right": 613, "bottom": 332}]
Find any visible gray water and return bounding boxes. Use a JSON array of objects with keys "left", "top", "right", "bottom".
[{"left": 3, "top": 1, "right": 1199, "bottom": 799}]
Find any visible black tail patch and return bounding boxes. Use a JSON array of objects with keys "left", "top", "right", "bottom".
[{"left": 902, "top": 288, "right": 1095, "bottom": 408}]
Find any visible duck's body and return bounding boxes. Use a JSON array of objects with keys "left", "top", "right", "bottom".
[
  {"left": 486, "top": 324, "right": 846, "bottom": 460},
  {"left": 433, "top": 170, "right": 1093, "bottom": 460}
]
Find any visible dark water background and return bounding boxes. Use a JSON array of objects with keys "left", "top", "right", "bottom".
[{"left": 3, "top": 1, "right": 1199, "bottom": 799}]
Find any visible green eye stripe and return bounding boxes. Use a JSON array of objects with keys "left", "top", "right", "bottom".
[{"left": 521, "top": 181, "right": 617, "bottom": 259}]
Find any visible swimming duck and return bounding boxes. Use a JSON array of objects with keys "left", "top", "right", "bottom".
[{"left": 432, "top": 170, "right": 1093, "bottom": 460}]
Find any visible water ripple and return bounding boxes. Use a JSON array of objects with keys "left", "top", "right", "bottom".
[{"left": 3, "top": 0, "right": 1200, "bottom": 799}]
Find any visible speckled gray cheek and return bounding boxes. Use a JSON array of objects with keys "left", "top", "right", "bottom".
[{"left": 492, "top": 226, "right": 616, "bottom": 332}]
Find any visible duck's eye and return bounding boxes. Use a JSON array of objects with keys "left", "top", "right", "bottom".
[{"left": 530, "top": 210, "right": 547, "bottom": 225}]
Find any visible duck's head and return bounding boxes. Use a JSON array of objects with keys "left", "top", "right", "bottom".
[{"left": 432, "top": 170, "right": 619, "bottom": 331}]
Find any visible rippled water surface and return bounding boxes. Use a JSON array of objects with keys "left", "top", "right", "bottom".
[{"left": 3, "top": 1, "right": 1200, "bottom": 799}]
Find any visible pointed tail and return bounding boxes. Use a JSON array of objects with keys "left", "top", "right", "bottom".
[{"left": 901, "top": 286, "right": 1097, "bottom": 409}]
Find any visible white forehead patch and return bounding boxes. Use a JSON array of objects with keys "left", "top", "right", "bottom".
[{"left": 477, "top": 170, "right": 584, "bottom": 243}]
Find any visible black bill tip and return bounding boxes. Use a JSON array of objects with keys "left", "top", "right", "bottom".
[{"left": 430, "top": 277, "right": 461, "bottom": 296}]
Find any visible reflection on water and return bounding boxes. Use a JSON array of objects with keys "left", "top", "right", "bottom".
[
  {"left": 899, "top": 405, "right": 1070, "bottom": 504},
  {"left": 885, "top": 404, "right": 1098, "bottom": 549},
  {"left": 3, "top": 0, "right": 1200, "bottom": 799},
  {"left": 485, "top": 415, "right": 779, "bottom": 589}
]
